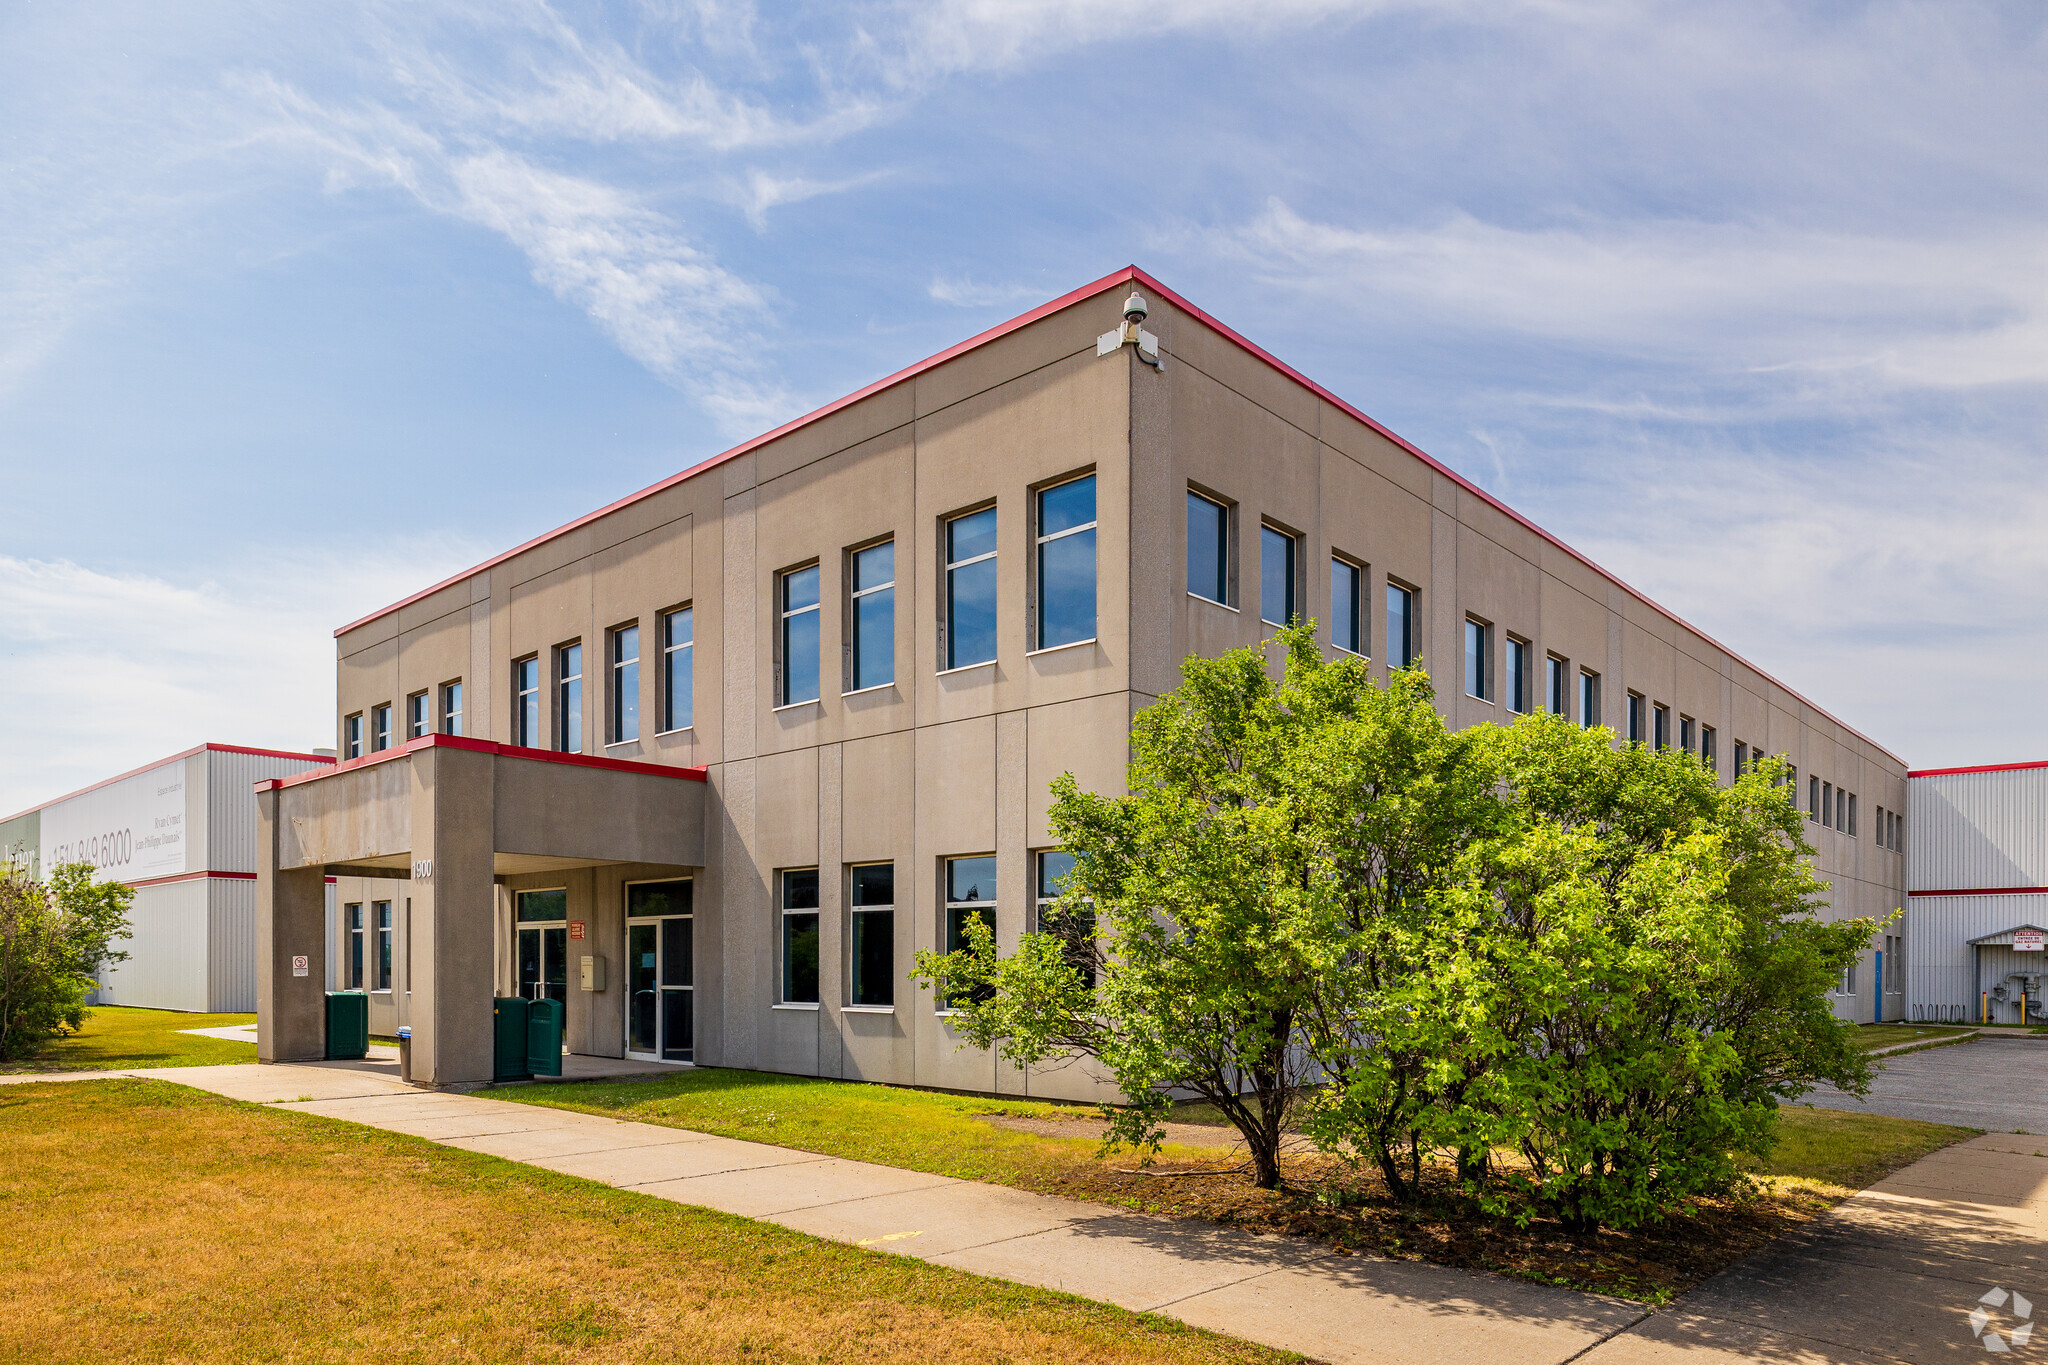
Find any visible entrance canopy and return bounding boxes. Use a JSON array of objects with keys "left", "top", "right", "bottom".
[{"left": 254, "top": 734, "right": 708, "bottom": 1083}]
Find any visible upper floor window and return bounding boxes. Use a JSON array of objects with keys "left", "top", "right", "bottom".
[
  {"left": 1809, "top": 775, "right": 1821, "bottom": 822},
  {"left": 1330, "top": 557, "right": 1363, "bottom": 655},
  {"left": 1546, "top": 655, "right": 1568, "bottom": 716},
  {"left": 1505, "top": 637, "right": 1529, "bottom": 713},
  {"left": 555, "top": 643, "right": 583, "bottom": 752},
  {"left": 343, "top": 713, "right": 363, "bottom": 760},
  {"left": 780, "top": 868, "right": 820, "bottom": 1005},
  {"left": 1579, "top": 669, "right": 1600, "bottom": 728},
  {"left": 406, "top": 691, "right": 430, "bottom": 741},
  {"left": 1735, "top": 740, "right": 1750, "bottom": 772},
  {"left": 1701, "top": 725, "right": 1717, "bottom": 770},
  {"left": 849, "top": 542, "right": 894, "bottom": 691},
  {"left": 611, "top": 624, "right": 639, "bottom": 743},
  {"left": 514, "top": 657, "right": 540, "bottom": 748},
  {"left": 1259, "top": 524, "right": 1298, "bottom": 627},
  {"left": 1464, "top": 619, "right": 1491, "bottom": 701},
  {"left": 1387, "top": 583, "right": 1416, "bottom": 670},
  {"left": 1823, "top": 782, "right": 1836, "bottom": 829},
  {"left": 370, "top": 703, "right": 392, "bottom": 753},
  {"left": 1034, "top": 475, "right": 1096, "bottom": 649},
  {"left": 944, "top": 507, "right": 998, "bottom": 670},
  {"left": 1652, "top": 702, "right": 1670, "bottom": 750},
  {"left": 1186, "top": 490, "right": 1229, "bottom": 606},
  {"left": 1846, "top": 792, "right": 1857, "bottom": 836},
  {"left": 1627, "top": 692, "right": 1645, "bottom": 744},
  {"left": 661, "top": 606, "right": 693, "bottom": 732},
  {"left": 440, "top": 681, "right": 463, "bottom": 737},
  {"left": 1679, "top": 715, "right": 1695, "bottom": 753},
  {"left": 779, "top": 565, "right": 821, "bottom": 706}
]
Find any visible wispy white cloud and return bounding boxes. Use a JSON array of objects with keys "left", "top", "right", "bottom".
[
  {"left": 726, "top": 167, "right": 894, "bottom": 230},
  {"left": 927, "top": 275, "right": 1045, "bottom": 308}
]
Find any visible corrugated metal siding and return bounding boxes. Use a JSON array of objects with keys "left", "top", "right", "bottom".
[
  {"left": 206, "top": 749, "right": 330, "bottom": 873},
  {"left": 1907, "top": 767, "right": 2048, "bottom": 892},
  {"left": 1904, "top": 891, "right": 2048, "bottom": 1021},
  {"left": 207, "top": 878, "right": 259, "bottom": 1012},
  {"left": 98, "top": 880, "right": 212, "bottom": 1012}
]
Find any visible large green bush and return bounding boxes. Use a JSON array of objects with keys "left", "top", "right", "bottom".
[{"left": 0, "top": 861, "right": 133, "bottom": 1061}]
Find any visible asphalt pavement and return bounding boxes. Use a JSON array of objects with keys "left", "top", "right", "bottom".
[{"left": 1802, "top": 1035, "right": 2048, "bottom": 1134}]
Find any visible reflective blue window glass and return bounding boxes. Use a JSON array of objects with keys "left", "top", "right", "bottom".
[{"left": 1036, "top": 476, "right": 1095, "bottom": 649}]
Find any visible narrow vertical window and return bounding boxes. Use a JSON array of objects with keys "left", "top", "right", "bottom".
[
  {"left": 406, "top": 691, "right": 430, "bottom": 740},
  {"left": 1579, "top": 669, "right": 1600, "bottom": 728},
  {"left": 1387, "top": 584, "right": 1416, "bottom": 669},
  {"left": 1627, "top": 693, "right": 1645, "bottom": 743},
  {"left": 1035, "top": 475, "right": 1096, "bottom": 649},
  {"left": 1847, "top": 792, "right": 1857, "bottom": 836},
  {"left": 1464, "top": 619, "right": 1490, "bottom": 700},
  {"left": 514, "top": 657, "right": 540, "bottom": 748},
  {"left": 1259, "top": 525, "right": 1298, "bottom": 626},
  {"left": 849, "top": 863, "right": 895, "bottom": 1007},
  {"left": 374, "top": 900, "right": 393, "bottom": 991},
  {"left": 850, "top": 543, "right": 894, "bottom": 691},
  {"left": 942, "top": 855, "right": 997, "bottom": 1009},
  {"left": 1330, "top": 558, "right": 1363, "bottom": 654},
  {"left": 1037, "top": 850, "right": 1095, "bottom": 989},
  {"left": 371, "top": 704, "right": 392, "bottom": 753},
  {"left": 1653, "top": 703, "right": 1670, "bottom": 750},
  {"left": 555, "top": 643, "right": 583, "bottom": 752},
  {"left": 1186, "top": 490, "right": 1229, "bottom": 605},
  {"left": 1735, "top": 740, "right": 1749, "bottom": 773},
  {"left": 780, "top": 868, "right": 820, "bottom": 1004},
  {"left": 944, "top": 508, "right": 998, "bottom": 669},
  {"left": 661, "top": 606, "right": 693, "bottom": 731},
  {"left": 779, "top": 565, "right": 821, "bottom": 705},
  {"left": 1505, "top": 637, "right": 1528, "bottom": 713},
  {"left": 611, "top": 625, "right": 639, "bottom": 743},
  {"left": 440, "top": 681, "right": 463, "bottom": 737},
  {"left": 343, "top": 713, "right": 363, "bottom": 760},
  {"left": 1701, "top": 725, "right": 1717, "bottom": 770},
  {"left": 345, "top": 903, "right": 364, "bottom": 989},
  {"left": 1546, "top": 656, "right": 1568, "bottom": 715},
  {"left": 1809, "top": 775, "right": 1821, "bottom": 821}
]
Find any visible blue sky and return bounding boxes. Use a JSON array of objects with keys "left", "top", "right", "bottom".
[{"left": 4, "top": 1, "right": 2045, "bottom": 811}]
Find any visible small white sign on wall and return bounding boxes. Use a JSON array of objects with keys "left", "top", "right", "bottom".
[{"left": 291, "top": 955, "right": 310, "bottom": 977}]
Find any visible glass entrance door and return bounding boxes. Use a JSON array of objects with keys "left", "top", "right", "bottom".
[
  {"left": 625, "top": 879, "right": 692, "bottom": 1062},
  {"left": 515, "top": 888, "right": 569, "bottom": 1005}
]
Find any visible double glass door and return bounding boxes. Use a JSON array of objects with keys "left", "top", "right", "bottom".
[
  {"left": 626, "top": 879, "right": 692, "bottom": 1063},
  {"left": 515, "top": 888, "right": 569, "bottom": 1005}
]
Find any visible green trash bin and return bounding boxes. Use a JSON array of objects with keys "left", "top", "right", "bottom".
[
  {"left": 526, "top": 998, "right": 564, "bottom": 1078},
  {"left": 324, "top": 991, "right": 368, "bottom": 1060},
  {"left": 492, "top": 997, "right": 531, "bottom": 1082}
]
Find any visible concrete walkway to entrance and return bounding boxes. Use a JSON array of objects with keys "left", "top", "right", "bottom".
[{"left": 10, "top": 1057, "right": 2043, "bottom": 1364}]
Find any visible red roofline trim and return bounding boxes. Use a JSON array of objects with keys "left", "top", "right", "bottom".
[
  {"left": 331, "top": 265, "right": 1903, "bottom": 766},
  {"left": 1908, "top": 887, "right": 2048, "bottom": 899},
  {"left": 253, "top": 732, "right": 709, "bottom": 793},
  {"left": 1909, "top": 760, "right": 2048, "bottom": 778},
  {"left": 3, "top": 742, "right": 334, "bottom": 826}
]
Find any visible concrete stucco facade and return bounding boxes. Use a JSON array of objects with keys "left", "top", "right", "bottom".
[{"left": 270, "top": 267, "right": 1908, "bottom": 1089}]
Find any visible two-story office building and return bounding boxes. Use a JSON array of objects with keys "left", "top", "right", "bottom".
[{"left": 256, "top": 267, "right": 1909, "bottom": 1088}]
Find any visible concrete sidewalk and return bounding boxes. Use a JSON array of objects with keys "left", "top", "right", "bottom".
[{"left": 19, "top": 1058, "right": 1647, "bottom": 1365}]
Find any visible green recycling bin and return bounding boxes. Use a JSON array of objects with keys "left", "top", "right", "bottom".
[
  {"left": 526, "top": 997, "right": 564, "bottom": 1078},
  {"left": 324, "top": 990, "right": 368, "bottom": 1060},
  {"left": 492, "top": 997, "right": 531, "bottom": 1082}
]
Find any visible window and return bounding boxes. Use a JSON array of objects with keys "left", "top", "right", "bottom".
[
  {"left": 1463, "top": 619, "right": 1490, "bottom": 700},
  {"left": 1035, "top": 474, "right": 1096, "bottom": 649},
  {"left": 942, "top": 855, "right": 997, "bottom": 1009},
  {"left": 371, "top": 704, "right": 392, "bottom": 753},
  {"left": 555, "top": 643, "right": 583, "bottom": 752},
  {"left": 1894, "top": 811, "right": 1904, "bottom": 852},
  {"left": 1387, "top": 584, "right": 1416, "bottom": 669},
  {"left": 1186, "top": 490, "right": 1230, "bottom": 605},
  {"left": 1701, "top": 726, "right": 1716, "bottom": 770},
  {"left": 1546, "top": 656, "right": 1568, "bottom": 716},
  {"left": 374, "top": 900, "right": 393, "bottom": 991},
  {"left": 779, "top": 565, "right": 821, "bottom": 705},
  {"left": 1679, "top": 716, "right": 1694, "bottom": 753},
  {"left": 780, "top": 869, "right": 820, "bottom": 1004},
  {"left": 1847, "top": 792, "right": 1857, "bottom": 837},
  {"left": 1809, "top": 775, "right": 1821, "bottom": 822},
  {"left": 343, "top": 713, "right": 363, "bottom": 760},
  {"left": 514, "top": 657, "right": 540, "bottom": 747},
  {"left": 1330, "top": 558, "right": 1364, "bottom": 655},
  {"left": 1579, "top": 669, "right": 1600, "bottom": 728},
  {"left": 1259, "top": 524, "right": 1298, "bottom": 626},
  {"left": 1653, "top": 703, "right": 1670, "bottom": 750},
  {"left": 406, "top": 691, "right": 430, "bottom": 741},
  {"left": 440, "top": 681, "right": 463, "bottom": 737},
  {"left": 944, "top": 507, "right": 998, "bottom": 669},
  {"left": 345, "top": 903, "right": 364, "bottom": 989},
  {"left": 1823, "top": 782, "right": 1834, "bottom": 828},
  {"left": 1627, "top": 693, "right": 1645, "bottom": 743},
  {"left": 661, "top": 607, "right": 693, "bottom": 731},
  {"left": 1735, "top": 740, "right": 1749, "bottom": 772},
  {"left": 1037, "top": 850, "right": 1095, "bottom": 989},
  {"left": 849, "top": 543, "right": 894, "bottom": 691},
  {"left": 849, "top": 863, "right": 895, "bottom": 1008},
  {"left": 611, "top": 624, "right": 639, "bottom": 743},
  {"left": 1837, "top": 962, "right": 1857, "bottom": 996},
  {"left": 1505, "top": 637, "right": 1529, "bottom": 713}
]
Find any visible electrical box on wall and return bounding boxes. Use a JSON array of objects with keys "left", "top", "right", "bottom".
[{"left": 580, "top": 955, "right": 605, "bottom": 992}]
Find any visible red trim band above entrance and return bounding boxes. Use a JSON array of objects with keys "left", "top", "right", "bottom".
[
  {"left": 253, "top": 732, "right": 710, "bottom": 793},
  {"left": 1908, "top": 759, "right": 2048, "bottom": 778},
  {"left": 1908, "top": 887, "right": 2048, "bottom": 899}
]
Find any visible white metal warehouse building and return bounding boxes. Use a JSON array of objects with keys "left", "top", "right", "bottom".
[
  {"left": 1905, "top": 759, "right": 2048, "bottom": 1025},
  {"left": 0, "top": 744, "right": 333, "bottom": 1012}
]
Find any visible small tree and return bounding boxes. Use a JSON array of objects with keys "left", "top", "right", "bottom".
[{"left": 0, "top": 861, "right": 133, "bottom": 1061}]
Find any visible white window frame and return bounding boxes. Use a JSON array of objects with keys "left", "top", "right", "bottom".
[
  {"left": 514, "top": 656, "right": 540, "bottom": 748},
  {"left": 1031, "top": 473, "right": 1097, "bottom": 651},
  {"left": 778, "top": 564, "right": 822, "bottom": 707},
  {"left": 1387, "top": 582, "right": 1417, "bottom": 670},
  {"left": 660, "top": 605, "right": 693, "bottom": 733},
  {"left": 343, "top": 713, "right": 363, "bottom": 760},
  {"left": 941, "top": 506, "right": 998, "bottom": 671},
  {"left": 406, "top": 691, "right": 430, "bottom": 741},
  {"left": 940, "top": 855, "right": 997, "bottom": 1013},
  {"left": 370, "top": 703, "right": 392, "bottom": 753},
  {"left": 439, "top": 680, "right": 463, "bottom": 737},
  {"left": 847, "top": 540, "right": 895, "bottom": 692},
  {"left": 610, "top": 622, "right": 640, "bottom": 744},
  {"left": 1504, "top": 636, "right": 1529, "bottom": 714},
  {"left": 373, "top": 899, "right": 394, "bottom": 992},
  {"left": 1330, "top": 555, "right": 1366, "bottom": 656},
  {"left": 778, "top": 867, "right": 821, "bottom": 1006},
  {"left": 555, "top": 642, "right": 583, "bottom": 753},
  {"left": 1464, "top": 618, "right": 1491, "bottom": 702},
  {"left": 1258, "top": 522, "right": 1300, "bottom": 628},
  {"left": 847, "top": 862, "right": 896, "bottom": 1010}
]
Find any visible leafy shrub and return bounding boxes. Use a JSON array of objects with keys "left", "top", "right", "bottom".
[{"left": 0, "top": 861, "right": 133, "bottom": 1061}]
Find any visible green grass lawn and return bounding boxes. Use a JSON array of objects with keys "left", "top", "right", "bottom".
[
  {"left": 1759, "top": 1104, "right": 1978, "bottom": 1188},
  {"left": 0, "top": 1080, "right": 1290, "bottom": 1365},
  {"left": 1853, "top": 1023, "right": 1976, "bottom": 1052},
  {"left": 0, "top": 1006, "right": 256, "bottom": 1073}
]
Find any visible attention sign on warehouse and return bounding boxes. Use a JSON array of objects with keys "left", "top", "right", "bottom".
[{"left": 2015, "top": 929, "right": 2045, "bottom": 953}]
